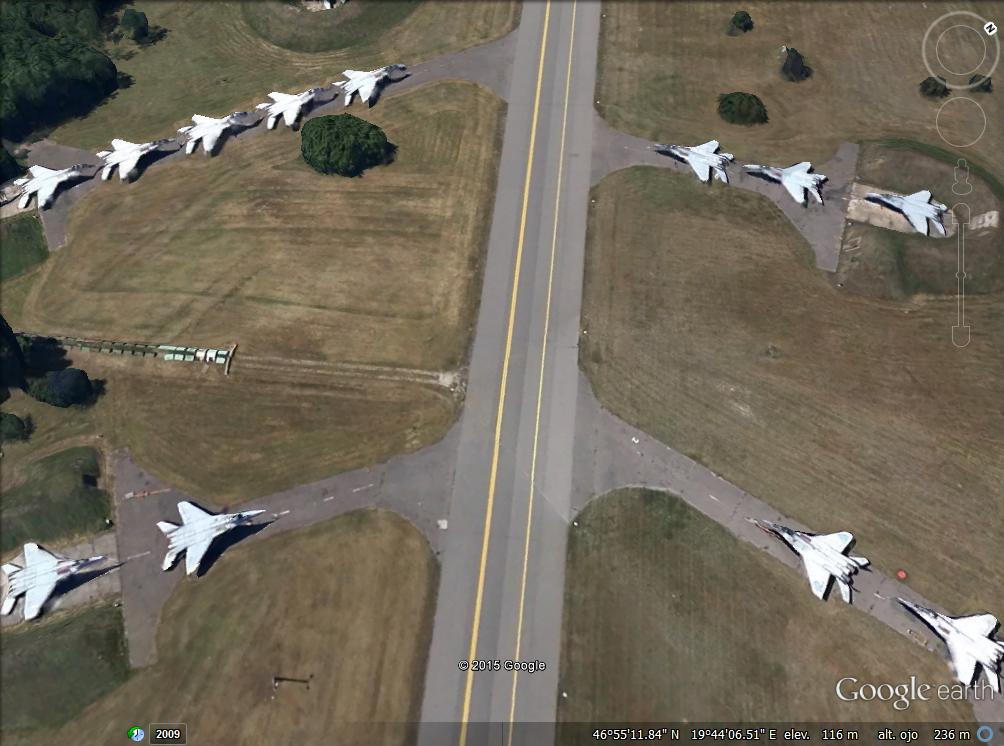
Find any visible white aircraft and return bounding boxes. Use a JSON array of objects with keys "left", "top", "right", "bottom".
[
  {"left": 178, "top": 112, "right": 255, "bottom": 155},
  {"left": 654, "top": 140, "right": 734, "bottom": 184},
  {"left": 157, "top": 501, "right": 267, "bottom": 576},
  {"left": 2, "top": 543, "right": 106, "bottom": 621},
  {"left": 898, "top": 599, "right": 1003, "bottom": 692},
  {"left": 255, "top": 87, "right": 327, "bottom": 130},
  {"left": 750, "top": 519, "right": 869, "bottom": 602},
  {"left": 334, "top": 64, "right": 407, "bottom": 107},
  {"left": 96, "top": 138, "right": 174, "bottom": 181},
  {"left": 865, "top": 189, "right": 948, "bottom": 236},
  {"left": 743, "top": 162, "right": 827, "bottom": 205},
  {"left": 12, "top": 164, "right": 94, "bottom": 209}
]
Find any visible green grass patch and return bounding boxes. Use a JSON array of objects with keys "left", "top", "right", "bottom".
[
  {"left": 865, "top": 138, "right": 1004, "bottom": 201},
  {"left": 1, "top": 446, "right": 110, "bottom": 553},
  {"left": 0, "top": 215, "right": 48, "bottom": 282},
  {"left": 0, "top": 604, "right": 129, "bottom": 741}
]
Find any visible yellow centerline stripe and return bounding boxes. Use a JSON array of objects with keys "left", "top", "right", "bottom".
[
  {"left": 505, "top": 2, "right": 578, "bottom": 742},
  {"left": 458, "top": 3, "right": 553, "bottom": 744}
]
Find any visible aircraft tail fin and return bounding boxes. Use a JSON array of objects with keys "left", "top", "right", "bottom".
[
  {"left": 837, "top": 579, "right": 852, "bottom": 603},
  {"left": 1, "top": 594, "right": 16, "bottom": 616},
  {"left": 161, "top": 548, "right": 181, "bottom": 572},
  {"left": 156, "top": 520, "right": 178, "bottom": 536},
  {"left": 850, "top": 554, "right": 869, "bottom": 569},
  {"left": 185, "top": 139, "right": 199, "bottom": 155},
  {"left": 18, "top": 191, "right": 32, "bottom": 209}
]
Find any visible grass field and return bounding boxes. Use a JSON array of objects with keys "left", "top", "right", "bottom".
[
  {"left": 0, "top": 445, "right": 111, "bottom": 554},
  {"left": 839, "top": 142, "right": 1003, "bottom": 299},
  {"left": 596, "top": 1, "right": 1003, "bottom": 177},
  {"left": 23, "top": 510, "right": 437, "bottom": 746},
  {"left": 0, "top": 215, "right": 47, "bottom": 282},
  {"left": 7, "top": 82, "right": 504, "bottom": 501},
  {"left": 52, "top": 0, "right": 518, "bottom": 150},
  {"left": 557, "top": 489, "right": 972, "bottom": 732},
  {"left": 580, "top": 167, "right": 1004, "bottom": 614}
]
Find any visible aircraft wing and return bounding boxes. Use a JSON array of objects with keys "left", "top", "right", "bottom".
[
  {"left": 178, "top": 501, "right": 211, "bottom": 524},
  {"left": 268, "top": 92, "right": 294, "bottom": 103},
  {"left": 904, "top": 208, "right": 930, "bottom": 235},
  {"left": 910, "top": 189, "right": 932, "bottom": 202},
  {"left": 781, "top": 176, "right": 807, "bottom": 205},
  {"left": 357, "top": 78, "right": 378, "bottom": 104},
  {"left": 27, "top": 165, "right": 56, "bottom": 178},
  {"left": 185, "top": 537, "right": 213, "bottom": 575},
  {"left": 282, "top": 103, "right": 302, "bottom": 128},
  {"left": 690, "top": 160, "right": 711, "bottom": 182},
  {"left": 191, "top": 114, "right": 217, "bottom": 125},
  {"left": 816, "top": 531, "right": 854, "bottom": 554},
  {"left": 803, "top": 559, "right": 834, "bottom": 600},
  {"left": 24, "top": 543, "right": 58, "bottom": 567},
  {"left": 695, "top": 140, "right": 719, "bottom": 153},
  {"left": 342, "top": 70, "right": 366, "bottom": 80},
  {"left": 948, "top": 645, "right": 980, "bottom": 686},
  {"left": 956, "top": 613, "right": 999, "bottom": 637},
  {"left": 23, "top": 576, "right": 57, "bottom": 620}
]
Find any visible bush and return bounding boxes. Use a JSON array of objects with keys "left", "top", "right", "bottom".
[
  {"left": 781, "top": 47, "right": 812, "bottom": 82},
  {"left": 119, "top": 8, "right": 149, "bottom": 42},
  {"left": 0, "top": 145, "right": 23, "bottom": 183},
  {"left": 729, "top": 10, "right": 754, "bottom": 33},
  {"left": 300, "top": 114, "right": 395, "bottom": 177},
  {"left": 0, "top": 314, "right": 26, "bottom": 391},
  {"left": 969, "top": 74, "right": 992, "bottom": 93},
  {"left": 717, "top": 92, "right": 769, "bottom": 125},
  {"left": 0, "top": 412, "right": 30, "bottom": 442},
  {"left": 919, "top": 76, "right": 950, "bottom": 98},
  {"left": 29, "top": 368, "right": 93, "bottom": 408}
]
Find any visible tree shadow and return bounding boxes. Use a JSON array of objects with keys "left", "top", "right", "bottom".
[{"left": 195, "top": 521, "right": 274, "bottom": 578}]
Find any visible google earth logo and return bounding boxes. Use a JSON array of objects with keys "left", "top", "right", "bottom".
[{"left": 128, "top": 726, "right": 145, "bottom": 742}]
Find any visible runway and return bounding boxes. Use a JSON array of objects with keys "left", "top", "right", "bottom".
[{"left": 418, "top": 2, "right": 600, "bottom": 743}]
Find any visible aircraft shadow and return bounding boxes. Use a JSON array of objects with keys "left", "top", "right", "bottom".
[
  {"left": 196, "top": 521, "right": 273, "bottom": 578},
  {"left": 126, "top": 145, "right": 182, "bottom": 181}
]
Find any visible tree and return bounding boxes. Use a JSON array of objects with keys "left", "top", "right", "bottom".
[
  {"left": 919, "top": 76, "right": 950, "bottom": 98},
  {"left": 119, "top": 8, "right": 149, "bottom": 42},
  {"left": 717, "top": 92, "right": 768, "bottom": 125},
  {"left": 29, "top": 368, "right": 93, "bottom": 407},
  {"left": 0, "top": 145, "right": 23, "bottom": 183},
  {"left": 0, "top": 412, "right": 30, "bottom": 442},
  {"left": 0, "top": 314, "right": 26, "bottom": 391},
  {"left": 969, "top": 74, "right": 992, "bottom": 93},
  {"left": 729, "top": 10, "right": 754, "bottom": 33},
  {"left": 781, "top": 47, "right": 812, "bottom": 82},
  {"left": 300, "top": 114, "right": 396, "bottom": 177}
]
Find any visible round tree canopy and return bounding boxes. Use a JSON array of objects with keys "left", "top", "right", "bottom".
[
  {"left": 300, "top": 114, "right": 395, "bottom": 177},
  {"left": 717, "top": 92, "right": 769, "bottom": 125}
]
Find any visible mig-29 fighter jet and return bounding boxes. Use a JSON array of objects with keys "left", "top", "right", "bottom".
[
  {"left": 2, "top": 543, "right": 106, "bottom": 621},
  {"left": 255, "top": 87, "right": 328, "bottom": 130},
  {"left": 11, "top": 164, "right": 95, "bottom": 209},
  {"left": 898, "top": 599, "right": 1003, "bottom": 692},
  {"left": 158, "top": 501, "right": 268, "bottom": 576},
  {"left": 743, "top": 162, "right": 827, "bottom": 205},
  {"left": 654, "top": 140, "right": 734, "bottom": 184},
  {"left": 334, "top": 64, "right": 408, "bottom": 107},
  {"left": 750, "top": 519, "right": 869, "bottom": 602},
  {"left": 865, "top": 189, "right": 948, "bottom": 236},
  {"left": 178, "top": 111, "right": 257, "bottom": 155},
  {"left": 97, "top": 138, "right": 177, "bottom": 181}
]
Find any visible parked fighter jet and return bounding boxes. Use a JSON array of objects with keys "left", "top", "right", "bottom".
[
  {"left": 178, "top": 112, "right": 256, "bottom": 155},
  {"left": 750, "top": 519, "right": 869, "bottom": 602},
  {"left": 743, "top": 162, "right": 827, "bottom": 205},
  {"left": 334, "top": 64, "right": 407, "bottom": 107},
  {"left": 865, "top": 189, "right": 948, "bottom": 236},
  {"left": 96, "top": 138, "right": 175, "bottom": 181},
  {"left": 12, "top": 164, "right": 95, "bottom": 209},
  {"left": 158, "top": 501, "right": 267, "bottom": 576},
  {"left": 255, "top": 87, "right": 327, "bottom": 130},
  {"left": 898, "top": 599, "right": 1003, "bottom": 692},
  {"left": 654, "top": 140, "right": 734, "bottom": 184},
  {"left": 2, "top": 543, "right": 106, "bottom": 621}
]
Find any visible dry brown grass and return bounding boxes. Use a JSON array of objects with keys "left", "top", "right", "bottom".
[
  {"left": 596, "top": 1, "right": 1003, "bottom": 176},
  {"left": 6, "top": 82, "right": 504, "bottom": 500},
  {"left": 580, "top": 167, "right": 1004, "bottom": 613},
  {"left": 53, "top": 0, "right": 519, "bottom": 150},
  {"left": 21, "top": 509, "right": 438, "bottom": 746},
  {"left": 558, "top": 489, "right": 973, "bottom": 733}
]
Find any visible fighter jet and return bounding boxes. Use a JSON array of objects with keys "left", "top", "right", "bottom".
[
  {"left": 2, "top": 543, "right": 106, "bottom": 621},
  {"left": 743, "top": 162, "right": 827, "bottom": 205},
  {"left": 750, "top": 519, "right": 869, "bottom": 602},
  {"left": 12, "top": 164, "right": 94, "bottom": 209},
  {"left": 334, "top": 64, "right": 408, "bottom": 107},
  {"left": 255, "top": 87, "right": 327, "bottom": 130},
  {"left": 898, "top": 599, "right": 1003, "bottom": 692},
  {"left": 157, "top": 501, "right": 267, "bottom": 576},
  {"left": 865, "top": 189, "right": 948, "bottom": 236},
  {"left": 654, "top": 140, "right": 734, "bottom": 184},
  {"left": 96, "top": 138, "right": 175, "bottom": 181},
  {"left": 177, "top": 112, "right": 255, "bottom": 155}
]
